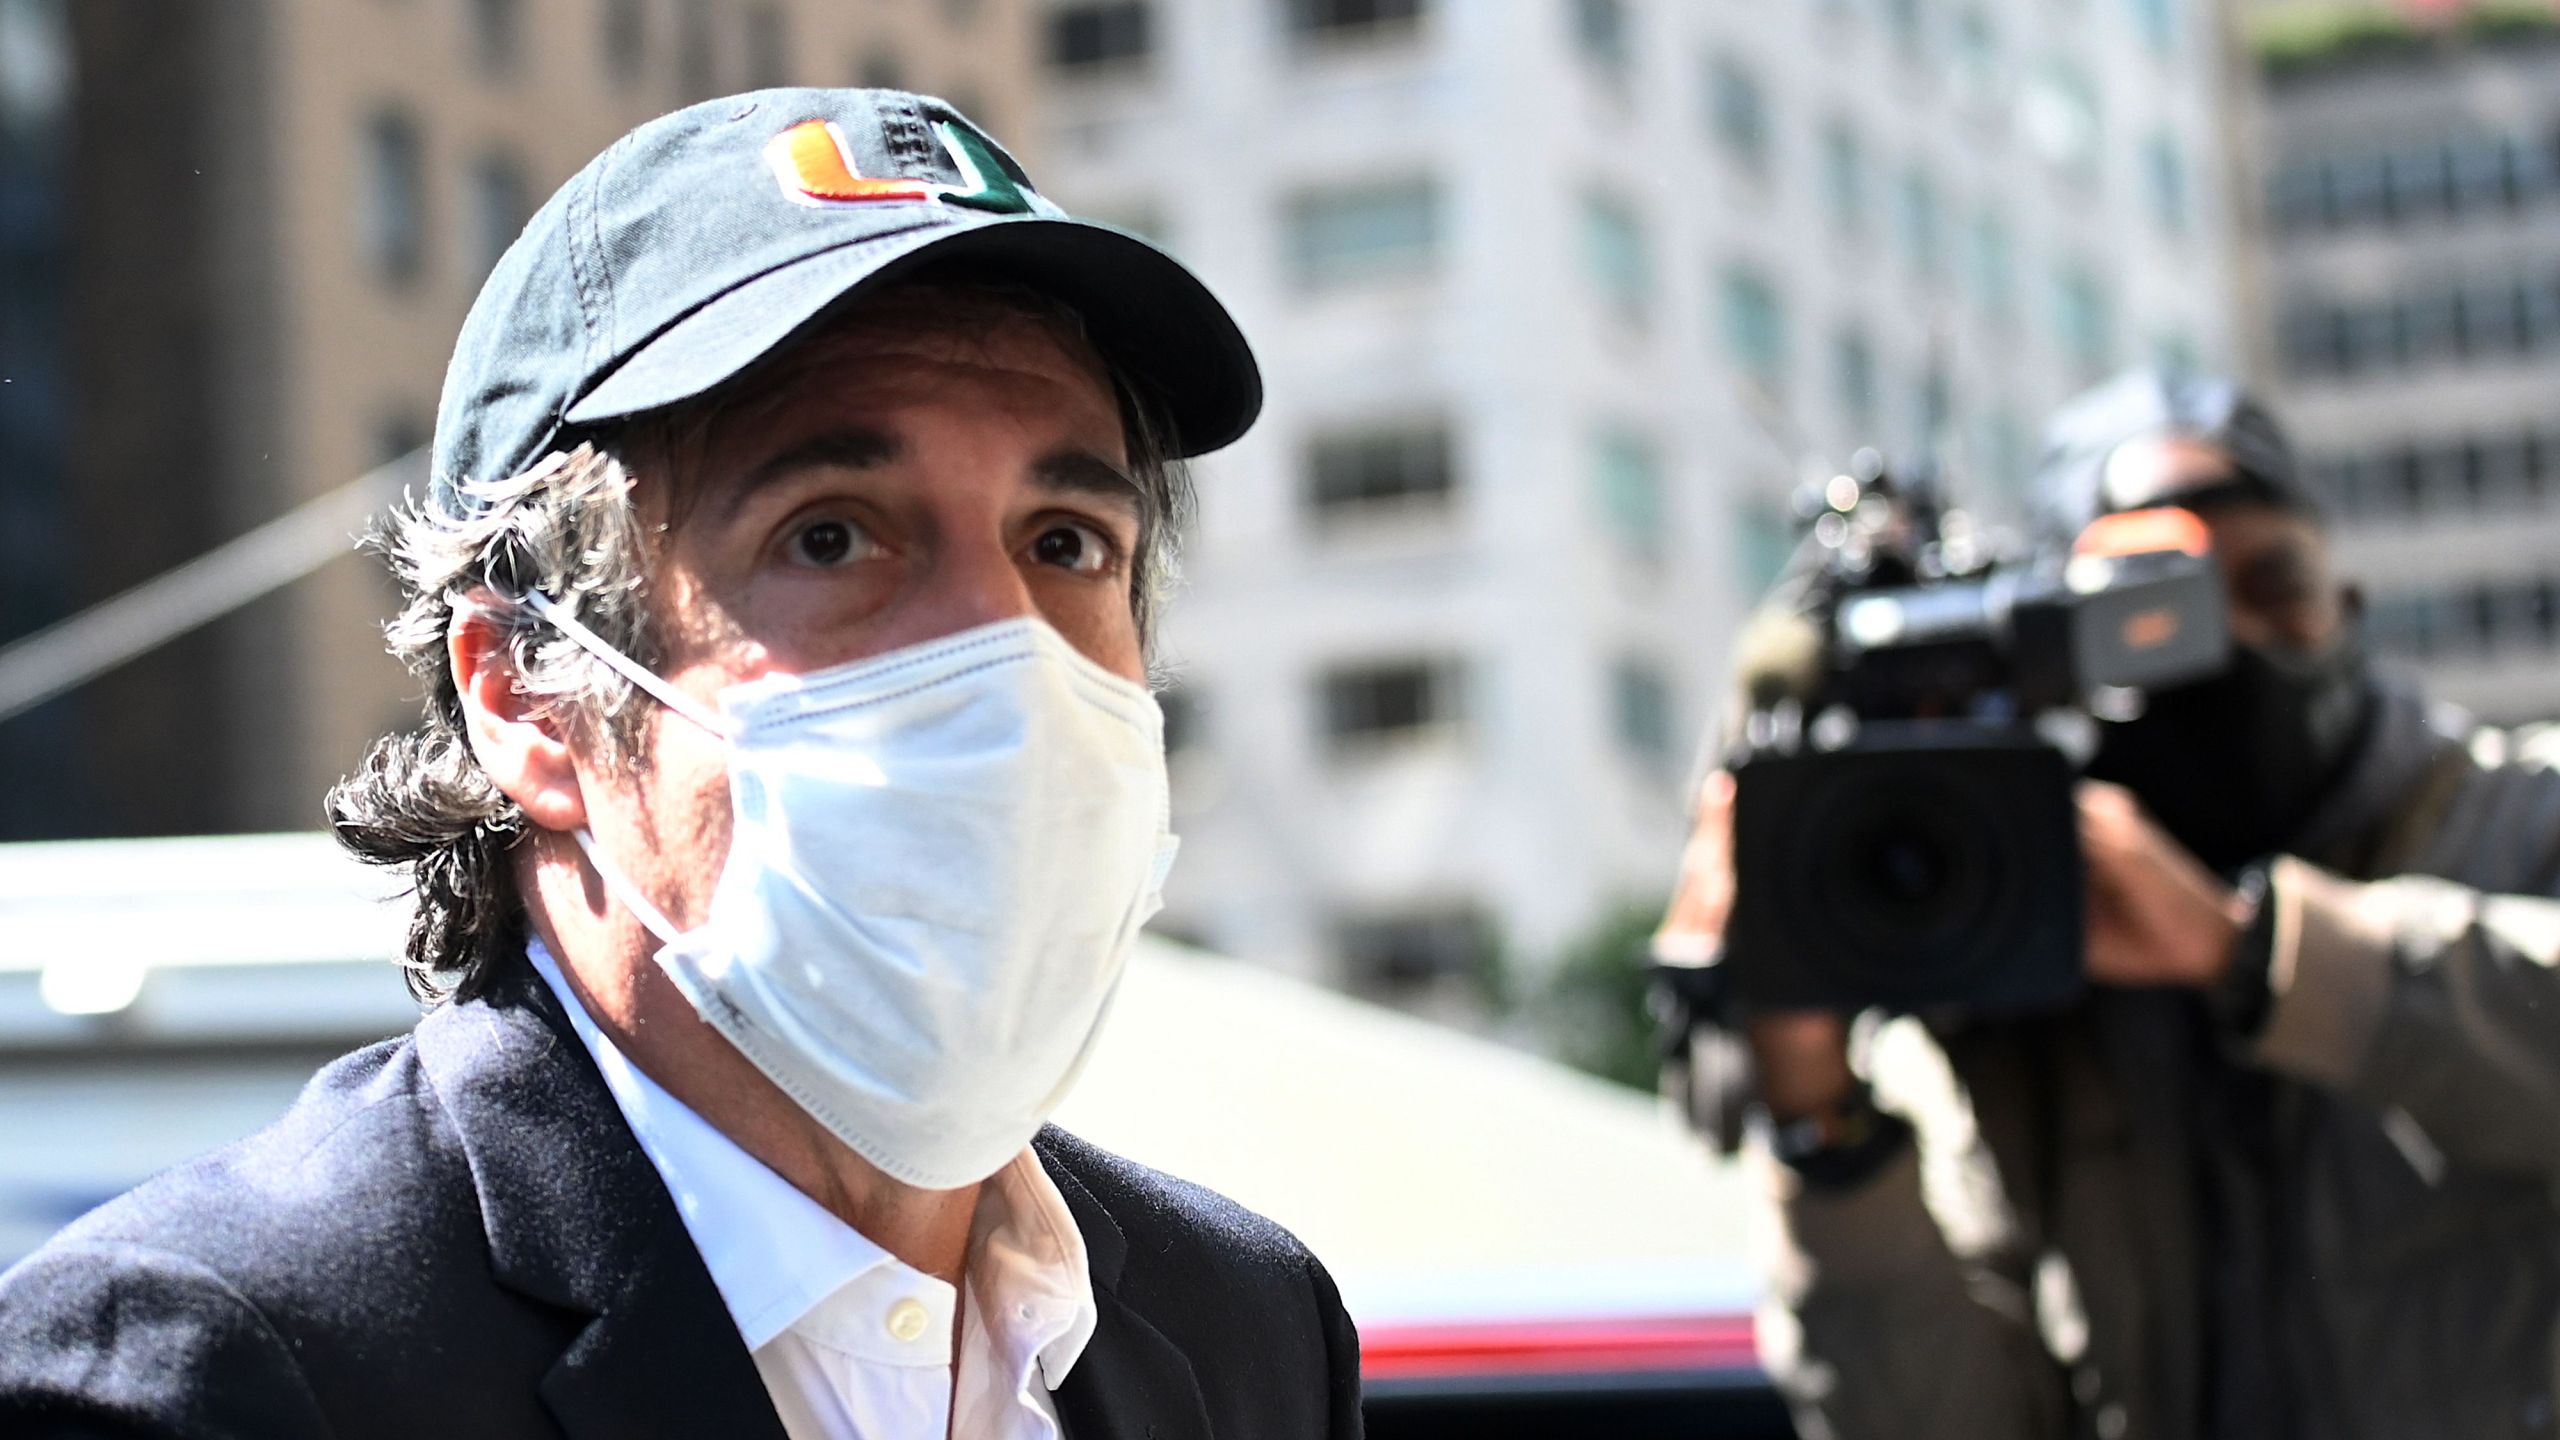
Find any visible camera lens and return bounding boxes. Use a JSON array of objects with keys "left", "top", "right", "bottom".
[
  {"left": 1796, "top": 767, "right": 2017, "bottom": 999},
  {"left": 1856, "top": 824, "right": 1952, "bottom": 913},
  {"left": 1727, "top": 736, "right": 2084, "bottom": 1015}
]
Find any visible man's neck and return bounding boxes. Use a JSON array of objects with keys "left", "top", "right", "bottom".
[{"left": 526, "top": 857, "right": 982, "bottom": 1285}]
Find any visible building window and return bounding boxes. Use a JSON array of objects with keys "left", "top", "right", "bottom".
[
  {"left": 1967, "top": 207, "right": 2014, "bottom": 322},
  {"left": 1049, "top": 1, "right": 1152, "bottom": 72},
  {"left": 1287, "top": 0, "right": 1425, "bottom": 43},
  {"left": 1080, "top": 197, "right": 1170, "bottom": 250},
  {"left": 1285, "top": 180, "right": 1440, "bottom": 290},
  {"left": 1719, "top": 265, "right": 1788, "bottom": 392},
  {"left": 1320, "top": 657, "right": 1467, "bottom": 752},
  {"left": 1895, "top": 164, "right": 1941, "bottom": 278},
  {"left": 1882, "top": 0, "right": 1925, "bottom": 57},
  {"left": 1735, "top": 499, "right": 1796, "bottom": 597},
  {"left": 362, "top": 110, "right": 426, "bottom": 285},
  {"left": 469, "top": 0, "right": 522, "bottom": 78},
  {"left": 1579, "top": 189, "right": 1650, "bottom": 319},
  {"left": 601, "top": 0, "right": 647, "bottom": 83},
  {"left": 1979, "top": 408, "right": 2030, "bottom": 498},
  {"left": 467, "top": 151, "right": 529, "bottom": 282},
  {"left": 1611, "top": 658, "right": 1677, "bottom": 769},
  {"left": 2154, "top": 331, "right": 2201, "bottom": 377},
  {"left": 374, "top": 413, "right": 431, "bottom": 469},
  {"left": 2320, "top": 152, "right": 2386, "bottom": 228},
  {"left": 1820, "top": 118, "right": 1866, "bottom": 232},
  {"left": 1834, "top": 325, "right": 1881, "bottom": 434},
  {"left": 1951, "top": 8, "right": 1999, "bottom": 106},
  {"left": 677, "top": 0, "right": 720, "bottom": 100},
  {"left": 1306, "top": 422, "right": 1455, "bottom": 524},
  {"left": 1157, "top": 683, "right": 1200, "bottom": 754},
  {"left": 1707, "top": 54, "right": 1770, "bottom": 171},
  {"left": 1914, "top": 362, "right": 1953, "bottom": 449},
  {"left": 1336, "top": 905, "right": 1493, "bottom": 995},
  {"left": 2128, "top": 0, "right": 2176, "bottom": 53},
  {"left": 2145, "top": 132, "right": 2190, "bottom": 236},
  {"left": 1594, "top": 427, "right": 1666, "bottom": 560},
  {"left": 856, "top": 49, "right": 906, "bottom": 89},
  {"left": 2267, "top": 158, "right": 2323, "bottom": 232},
  {"left": 1572, "top": 0, "right": 1631, "bottom": 78},
  {"left": 743, "top": 6, "right": 790, "bottom": 88},
  {"left": 2053, "top": 261, "right": 2113, "bottom": 381},
  {"left": 2303, "top": 426, "right": 2560, "bottom": 524},
  {"left": 2281, "top": 277, "right": 2560, "bottom": 379}
]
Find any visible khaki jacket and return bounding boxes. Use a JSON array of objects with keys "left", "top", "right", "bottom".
[{"left": 1714, "top": 683, "right": 2560, "bottom": 1440}]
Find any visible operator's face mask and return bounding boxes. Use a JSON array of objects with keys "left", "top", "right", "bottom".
[
  {"left": 2085, "top": 626, "right": 2374, "bottom": 876},
  {"left": 525, "top": 594, "right": 1178, "bottom": 1191}
]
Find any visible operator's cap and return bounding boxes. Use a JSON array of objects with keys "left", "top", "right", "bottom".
[
  {"left": 430, "top": 88, "right": 1261, "bottom": 514},
  {"left": 2028, "top": 369, "right": 2312, "bottom": 542}
]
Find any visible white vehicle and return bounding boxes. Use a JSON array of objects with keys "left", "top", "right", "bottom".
[{"left": 0, "top": 832, "right": 1788, "bottom": 1437}]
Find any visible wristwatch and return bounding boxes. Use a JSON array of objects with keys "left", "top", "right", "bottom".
[
  {"left": 2211, "top": 860, "right": 2279, "bottom": 1039},
  {"left": 1767, "top": 1081, "right": 1912, "bottom": 1189}
]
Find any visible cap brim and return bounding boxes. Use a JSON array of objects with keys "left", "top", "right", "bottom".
[{"left": 563, "top": 217, "right": 1260, "bottom": 459}]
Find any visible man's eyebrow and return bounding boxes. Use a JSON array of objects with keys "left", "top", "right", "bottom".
[
  {"left": 716, "top": 428, "right": 903, "bottom": 521},
  {"left": 1035, "top": 451, "right": 1144, "bottom": 516}
]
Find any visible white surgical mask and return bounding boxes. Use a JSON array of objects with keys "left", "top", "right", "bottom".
[{"left": 525, "top": 593, "right": 1177, "bottom": 1190}]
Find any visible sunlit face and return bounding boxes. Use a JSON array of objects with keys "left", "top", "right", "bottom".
[
  {"left": 2103, "top": 435, "right": 2349, "bottom": 659},
  {"left": 575, "top": 291, "right": 1144, "bottom": 932}
]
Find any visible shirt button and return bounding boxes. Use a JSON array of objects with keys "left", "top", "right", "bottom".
[{"left": 886, "top": 1297, "right": 931, "bottom": 1343}]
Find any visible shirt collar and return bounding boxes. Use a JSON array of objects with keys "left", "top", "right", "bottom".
[{"left": 524, "top": 939, "right": 1099, "bottom": 1384}]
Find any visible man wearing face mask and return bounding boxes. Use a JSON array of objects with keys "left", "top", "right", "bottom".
[
  {"left": 0, "top": 91, "right": 1359, "bottom": 1439},
  {"left": 1661, "top": 370, "right": 2560, "bottom": 1440}
]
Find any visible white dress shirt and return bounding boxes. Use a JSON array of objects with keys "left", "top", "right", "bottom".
[{"left": 527, "top": 940, "right": 1099, "bottom": 1440}]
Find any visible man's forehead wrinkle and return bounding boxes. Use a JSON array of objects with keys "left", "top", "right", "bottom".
[
  {"left": 1037, "top": 451, "right": 1143, "bottom": 514},
  {"left": 708, "top": 427, "right": 905, "bottom": 524}
]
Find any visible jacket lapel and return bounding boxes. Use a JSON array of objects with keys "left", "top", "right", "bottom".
[
  {"left": 413, "top": 961, "right": 789, "bottom": 1440},
  {"left": 1039, "top": 1132, "right": 1216, "bottom": 1440}
]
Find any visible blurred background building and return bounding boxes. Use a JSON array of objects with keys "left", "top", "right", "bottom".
[
  {"left": 0, "top": 0, "right": 1037, "bottom": 842},
  {"left": 1030, "top": 0, "right": 2249, "bottom": 1013},
  {"left": 2242, "top": 1, "right": 2560, "bottom": 724}
]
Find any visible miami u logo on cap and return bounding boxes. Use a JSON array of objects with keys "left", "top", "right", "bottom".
[{"left": 764, "top": 117, "right": 1061, "bottom": 218}]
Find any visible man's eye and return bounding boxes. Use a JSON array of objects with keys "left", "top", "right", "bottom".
[
  {"left": 1032, "top": 522, "right": 1116, "bottom": 575},
  {"left": 790, "top": 518, "right": 873, "bottom": 568}
]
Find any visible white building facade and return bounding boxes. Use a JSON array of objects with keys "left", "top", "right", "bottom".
[
  {"left": 1034, "top": 0, "right": 2246, "bottom": 1008},
  {"left": 2248, "top": 16, "right": 2560, "bottom": 725}
]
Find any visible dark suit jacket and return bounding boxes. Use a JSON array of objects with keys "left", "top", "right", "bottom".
[{"left": 0, "top": 960, "right": 1363, "bottom": 1438}]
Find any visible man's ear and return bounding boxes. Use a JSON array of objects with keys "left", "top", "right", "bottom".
[{"left": 450, "top": 596, "right": 588, "bottom": 832}]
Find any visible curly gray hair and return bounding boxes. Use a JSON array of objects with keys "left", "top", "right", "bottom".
[{"left": 330, "top": 287, "right": 1194, "bottom": 1001}]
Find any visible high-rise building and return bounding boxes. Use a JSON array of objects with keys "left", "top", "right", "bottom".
[
  {"left": 0, "top": 0, "right": 1037, "bottom": 841},
  {"left": 1032, "top": 0, "right": 2249, "bottom": 1009},
  {"left": 2242, "top": 2, "right": 2560, "bottom": 724}
]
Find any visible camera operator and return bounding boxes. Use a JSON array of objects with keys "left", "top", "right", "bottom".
[{"left": 1660, "top": 370, "right": 2560, "bottom": 1440}]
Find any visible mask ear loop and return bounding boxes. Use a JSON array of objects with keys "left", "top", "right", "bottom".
[
  {"left": 569, "top": 826, "right": 683, "bottom": 945},
  {"left": 519, "top": 589, "right": 734, "bottom": 740},
  {"left": 515, "top": 588, "right": 725, "bottom": 946}
]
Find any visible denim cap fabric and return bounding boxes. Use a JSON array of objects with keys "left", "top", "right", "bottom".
[
  {"left": 2026, "top": 368, "right": 2310, "bottom": 544},
  {"left": 429, "top": 88, "right": 1261, "bottom": 515}
]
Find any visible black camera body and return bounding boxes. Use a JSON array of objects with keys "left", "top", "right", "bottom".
[{"left": 1718, "top": 456, "right": 2229, "bottom": 1017}]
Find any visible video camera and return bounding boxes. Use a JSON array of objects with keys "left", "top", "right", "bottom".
[{"left": 1715, "top": 451, "right": 2230, "bottom": 1016}]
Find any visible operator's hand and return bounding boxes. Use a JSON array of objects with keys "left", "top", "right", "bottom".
[
  {"left": 1656, "top": 772, "right": 1739, "bottom": 965},
  {"left": 2078, "top": 780, "right": 2251, "bottom": 989},
  {"left": 1658, "top": 772, "right": 1855, "bottom": 1121}
]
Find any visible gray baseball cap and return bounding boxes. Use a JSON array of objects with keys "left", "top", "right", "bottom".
[
  {"left": 2028, "top": 368, "right": 2312, "bottom": 542},
  {"left": 430, "top": 88, "right": 1261, "bottom": 514}
]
